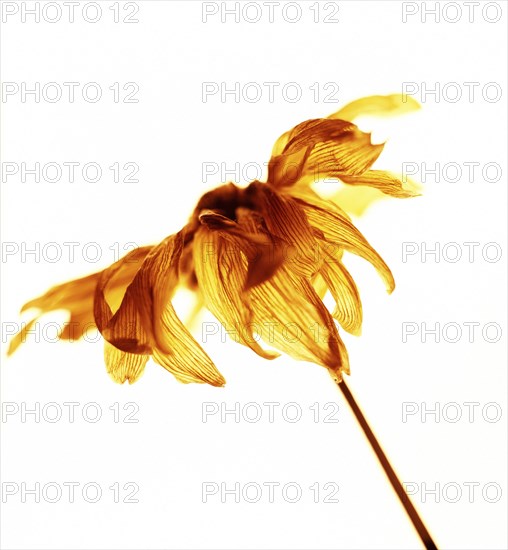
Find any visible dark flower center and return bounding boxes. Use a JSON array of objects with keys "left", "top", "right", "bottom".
[{"left": 192, "top": 181, "right": 261, "bottom": 222}]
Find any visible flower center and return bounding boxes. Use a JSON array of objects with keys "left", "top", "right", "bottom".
[{"left": 192, "top": 181, "right": 260, "bottom": 222}]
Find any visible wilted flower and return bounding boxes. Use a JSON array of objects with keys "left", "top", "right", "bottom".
[{"left": 9, "top": 94, "right": 419, "bottom": 386}]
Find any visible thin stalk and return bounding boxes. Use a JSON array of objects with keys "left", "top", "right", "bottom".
[{"left": 335, "top": 378, "right": 438, "bottom": 550}]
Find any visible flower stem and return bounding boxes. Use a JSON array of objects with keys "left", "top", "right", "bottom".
[{"left": 335, "top": 377, "right": 438, "bottom": 550}]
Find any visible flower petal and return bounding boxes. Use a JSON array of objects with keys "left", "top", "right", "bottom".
[
  {"left": 95, "top": 232, "right": 226, "bottom": 386},
  {"left": 320, "top": 251, "right": 363, "bottom": 336},
  {"left": 249, "top": 263, "right": 347, "bottom": 377},
  {"left": 237, "top": 210, "right": 348, "bottom": 377},
  {"left": 294, "top": 197, "right": 395, "bottom": 293},
  {"left": 248, "top": 184, "right": 321, "bottom": 278},
  {"left": 329, "top": 94, "right": 421, "bottom": 122},
  {"left": 7, "top": 318, "right": 37, "bottom": 355},
  {"left": 194, "top": 224, "right": 278, "bottom": 361},
  {"left": 339, "top": 170, "right": 418, "bottom": 198},
  {"left": 104, "top": 341, "right": 149, "bottom": 384},
  {"left": 199, "top": 208, "right": 285, "bottom": 289},
  {"left": 10, "top": 246, "right": 151, "bottom": 353},
  {"left": 267, "top": 118, "right": 384, "bottom": 188}
]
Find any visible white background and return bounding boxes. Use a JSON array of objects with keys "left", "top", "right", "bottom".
[{"left": 1, "top": 1, "right": 507, "bottom": 549}]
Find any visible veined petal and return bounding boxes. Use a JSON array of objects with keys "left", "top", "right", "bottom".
[
  {"left": 301, "top": 130, "right": 384, "bottom": 181},
  {"left": 320, "top": 251, "right": 363, "bottom": 336},
  {"left": 94, "top": 254, "right": 153, "bottom": 354},
  {"left": 339, "top": 170, "right": 418, "bottom": 198},
  {"left": 96, "top": 233, "right": 225, "bottom": 386},
  {"left": 267, "top": 146, "right": 312, "bottom": 187},
  {"left": 237, "top": 210, "right": 348, "bottom": 376},
  {"left": 311, "top": 272, "right": 328, "bottom": 300},
  {"left": 267, "top": 118, "right": 384, "bottom": 188},
  {"left": 194, "top": 223, "right": 278, "bottom": 360},
  {"left": 329, "top": 94, "right": 421, "bottom": 122},
  {"left": 199, "top": 208, "right": 285, "bottom": 289},
  {"left": 249, "top": 262, "right": 347, "bottom": 375},
  {"left": 295, "top": 198, "right": 395, "bottom": 293},
  {"left": 10, "top": 246, "right": 151, "bottom": 354},
  {"left": 104, "top": 341, "right": 149, "bottom": 384},
  {"left": 152, "top": 342, "right": 226, "bottom": 386},
  {"left": 248, "top": 184, "right": 321, "bottom": 278}
]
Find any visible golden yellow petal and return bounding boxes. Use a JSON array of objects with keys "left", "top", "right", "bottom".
[
  {"left": 326, "top": 185, "right": 387, "bottom": 217},
  {"left": 152, "top": 344, "right": 225, "bottom": 387},
  {"left": 104, "top": 341, "right": 149, "bottom": 384},
  {"left": 267, "top": 146, "right": 312, "bottom": 187},
  {"left": 194, "top": 225, "right": 278, "bottom": 361},
  {"left": 249, "top": 184, "right": 321, "bottom": 278},
  {"left": 267, "top": 118, "right": 384, "bottom": 188},
  {"left": 237, "top": 210, "right": 348, "bottom": 374},
  {"left": 7, "top": 318, "right": 38, "bottom": 356},
  {"left": 199, "top": 208, "right": 285, "bottom": 290},
  {"left": 249, "top": 263, "right": 348, "bottom": 373},
  {"left": 295, "top": 198, "right": 395, "bottom": 293},
  {"left": 329, "top": 94, "right": 421, "bottom": 122},
  {"left": 339, "top": 170, "right": 419, "bottom": 198},
  {"left": 301, "top": 130, "right": 384, "bottom": 180},
  {"left": 10, "top": 247, "right": 152, "bottom": 353},
  {"left": 95, "top": 233, "right": 225, "bottom": 386},
  {"left": 320, "top": 251, "right": 363, "bottom": 336}
]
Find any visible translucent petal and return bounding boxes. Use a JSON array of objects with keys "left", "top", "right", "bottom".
[
  {"left": 104, "top": 341, "right": 149, "bottom": 384},
  {"left": 194, "top": 224, "right": 278, "bottom": 360},
  {"left": 95, "top": 232, "right": 226, "bottom": 386},
  {"left": 10, "top": 246, "right": 152, "bottom": 352},
  {"left": 238, "top": 210, "right": 349, "bottom": 377},
  {"left": 329, "top": 94, "right": 421, "bottom": 122},
  {"left": 320, "top": 251, "right": 363, "bottom": 336},
  {"left": 295, "top": 198, "right": 395, "bottom": 293},
  {"left": 339, "top": 170, "right": 419, "bottom": 198}
]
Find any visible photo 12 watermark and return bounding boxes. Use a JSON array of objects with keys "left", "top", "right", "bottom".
[
  {"left": 1, "top": 401, "right": 140, "bottom": 424},
  {"left": 201, "top": 481, "right": 340, "bottom": 503},
  {"left": 1, "top": 482, "right": 140, "bottom": 503},
  {"left": 201, "top": 2, "right": 340, "bottom": 24},
  {"left": 1, "top": 241, "right": 140, "bottom": 264},
  {"left": 401, "top": 2, "right": 503, "bottom": 23},
  {"left": 401, "top": 161, "right": 502, "bottom": 184},
  {"left": 1, "top": 2, "right": 140, "bottom": 24},
  {"left": 202, "top": 401, "right": 341, "bottom": 423},
  {"left": 401, "top": 321, "right": 503, "bottom": 343},
  {"left": 403, "top": 481, "right": 502, "bottom": 504},
  {"left": 201, "top": 81, "right": 340, "bottom": 103},
  {"left": 402, "top": 82, "right": 502, "bottom": 103},
  {"left": 1, "top": 82, "right": 140, "bottom": 104},
  {"left": 401, "top": 401, "right": 502, "bottom": 423},
  {"left": 2, "top": 162, "right": 140, "bottom": 184},
  {"left": 401, "top": 242, "right": 502, "bottom": 263}
]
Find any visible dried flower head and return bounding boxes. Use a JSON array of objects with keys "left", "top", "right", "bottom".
[{"left": 9, "top": 94, "right": 420, "bottom": 386}]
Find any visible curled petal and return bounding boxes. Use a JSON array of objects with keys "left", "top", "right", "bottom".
[
  {"left": 267, "top": 146, "right": 312, "bottom": 187},
  {"left": 295, "top": 198, "right": 395, "bottom": 293},
  {"left": 300, "top": 130, "right": 384, "bottom": 180},
  {"left": 95, "top": 233, "right": 225, "bottom": 386},
  {"left": 339, "top": 170, "right": 419, "bottom": 198},
  {"left": 320, "top": 252, "right": 363, "bottom": 336},
  {"left": 329, "top": 94, "right": 421, "bottom": 122},
  {"left": 267, "top": 118, "right": 384, "bottom": 188},
  {"left": 248, "top": 184, "right": 321, "bottom": 278},
  {"left": 7, "top": 318, "right": 37, "bottom": 355},
  {"left": 199, "top": 208, "right": 285, "bottom": 289},
  {"left": 104, "top": 341, "right": 149, "bottom": 384},
  {"left": 10, "top": 246, "right": 152, "bottom": 353},
  {"left": 249, "top": 261, "right": 347, "bottom": 376},
  {"left": 194, "top": 223, "right": 278, "bottom": 360},
  {"left": 238, "top": 210, "right": 348, "bottom": 377}
]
